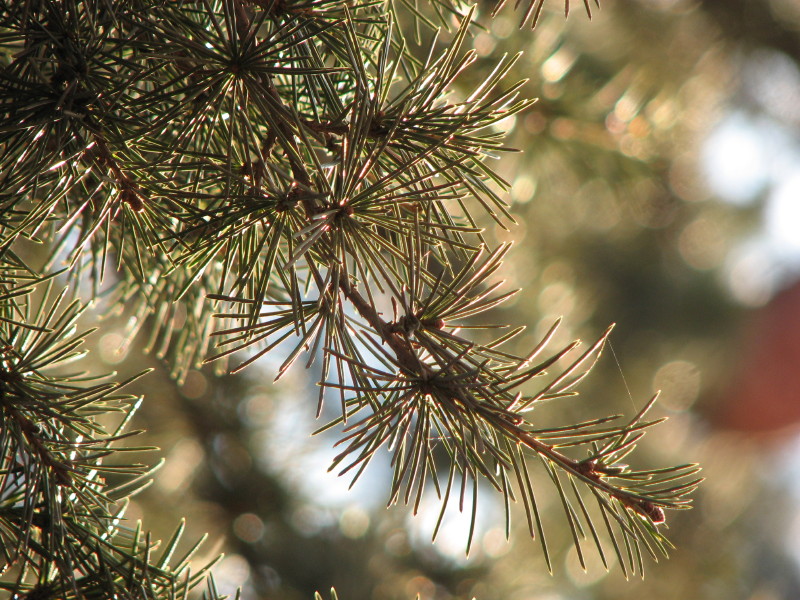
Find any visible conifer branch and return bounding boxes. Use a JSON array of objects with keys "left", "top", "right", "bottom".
[{"left": 0, "top": 0, "right": 701, "bottom": 595}]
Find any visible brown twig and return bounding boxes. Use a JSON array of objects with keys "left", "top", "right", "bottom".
[{"left": 0, "top": 394, "right": 74, "bottom": 486}]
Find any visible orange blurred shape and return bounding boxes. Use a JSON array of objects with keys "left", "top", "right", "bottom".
[{"left": 716, "top": 279, "right": 800, "bottom": 435}]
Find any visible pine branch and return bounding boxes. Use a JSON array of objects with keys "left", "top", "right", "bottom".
[
  {"left": 0, "top": 0, "right": 697, "bottom": 595},
  {"left": 194, "top": 5, "right": 695, "bottom": 570},
  {"left": 0, "top": 275, "right": 216, "bottom": 598}
]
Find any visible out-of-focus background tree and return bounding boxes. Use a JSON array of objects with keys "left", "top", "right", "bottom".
[{"left": 95, "top": 1, "right": 800, "bottom": 598}]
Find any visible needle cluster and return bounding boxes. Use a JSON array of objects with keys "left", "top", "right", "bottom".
[{"left": 0, "top": 0, "right": 698, "bottom": 597}]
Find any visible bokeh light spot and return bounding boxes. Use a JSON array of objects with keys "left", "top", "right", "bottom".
[
  {"left": 181, "top": 369, "right": 208, "bottom": 399},
  {"left": 214, "top": 555, "right": 251, "bottom": 597},
  {"left": 564, "top": 545, "right": 611, "bottom": 587},
  {"left": 512, "top": 174, "right": 537, "bottom": 204},
  {"left": 541, "top": 48, "right": 576, "bottom": 83},
  {"left": 157, "top": 438, "right": 203, "bottom": 494},
  {"left": 678, "top": 216, "right": 725, "bottom": 270},
  {"left": 702, "top": 113, "right": 772, "bottom": 205},
  {"left": 482, "top": 527, "right": 510, "bottom": 558},
  {"left": 233, "top": 512, "right": 265, "bottom": 544},
  {"left": 339, "top": 506, "right": 370, "bottom": 539},
  {"left": 765, "top": 171, "right": 800, "bottom": 260},
  {"left": 99, "top": 332, "right": 129, "bottom": 365},
  {"left": 405, "top": 575, "right": 436, "bottom": 599},
  {"left": 652, "top": 360, "right": 701, "bottom": 412},
  {"left": 724, "top": 241, "right": 776, "bottom": 307}
]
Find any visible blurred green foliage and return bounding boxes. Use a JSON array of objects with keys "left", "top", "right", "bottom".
[{"left": 4, "top": 0, "right": 800, "bottom": 598}]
